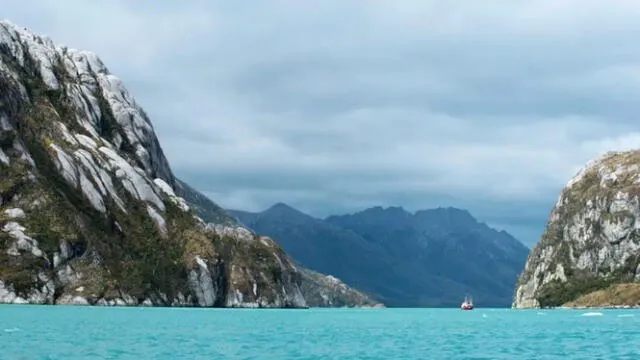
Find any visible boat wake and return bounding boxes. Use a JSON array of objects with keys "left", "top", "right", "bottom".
[{"left": 3, "top": 328, "right": 20, "bottom": 333}]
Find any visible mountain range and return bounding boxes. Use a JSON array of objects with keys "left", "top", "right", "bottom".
[{"left": 228, "top": 203, "right": 530, "bottom": 307}]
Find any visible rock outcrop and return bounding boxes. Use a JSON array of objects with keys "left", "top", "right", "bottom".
[
  {"left": 0, "top": 20, "right": 367, "bottom": 308},
  {"left": 513, "top": 150, "right": 640, "bottom": 308},
  {"left": 297, "top": 267, "right": 384, "bottom": 308}
]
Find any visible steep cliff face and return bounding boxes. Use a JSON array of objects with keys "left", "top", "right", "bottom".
[
  {"left": 513, "top": 150, "right": 640, "bottom": 308},
  {"left": 0, "top": 20, "right": 311, "bottom": 307}
]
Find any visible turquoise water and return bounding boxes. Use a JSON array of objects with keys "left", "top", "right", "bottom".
[{"left": 1, "top": 306, "right": 639, "bottom": 359}]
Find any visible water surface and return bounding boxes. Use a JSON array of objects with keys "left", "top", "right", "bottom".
[{"left": 1, "top": 305, "right": 639, "bottom": 359}]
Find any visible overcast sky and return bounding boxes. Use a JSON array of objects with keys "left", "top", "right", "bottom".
[{"left": 5, "top": 1, "right": 640, "bottom": 245}]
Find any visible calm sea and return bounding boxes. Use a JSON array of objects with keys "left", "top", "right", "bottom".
[{"left": 1, "top": 305, "right": 639, "bottom": 359}]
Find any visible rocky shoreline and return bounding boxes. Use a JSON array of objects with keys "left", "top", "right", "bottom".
[{"left": 0, "top": 295, "right": 388, "bottom": 309}]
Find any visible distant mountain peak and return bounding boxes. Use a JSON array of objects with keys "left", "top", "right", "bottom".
[
  {"left": 356, "top": 205, "right": 411, "bottom": 217},
  {"left": 417, "top": 206, "right": 473, "bottom": 216},
  {"left": 384, "top": 205, "right": 408, "bottom": 213},
  {"left": 264, "top": 202, "right": 306, "bottom": 216},
  {"left": 414, "top": 206, "right": 478, "bottom": 225},
  {"left": 267, "top": 202, "right": 296, "bottom": 211},
  {"left": 258, "top": 203, "right": 318, "bottom": 225},
  {"left": 373, "top": 205, "right": 406, "bottom": 211}
]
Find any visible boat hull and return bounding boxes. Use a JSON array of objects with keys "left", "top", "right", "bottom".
[{"left": 461, "top": 295, "right": 474, "bottom": 310}]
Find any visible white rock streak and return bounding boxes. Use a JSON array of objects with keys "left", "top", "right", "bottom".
[
  {"left": 153, "top": 178, "right": 190, "bottom": 211},
  {"left": 2, "top": 221, "right": 44, "bottom": 258},
  {"left": 99, "top": 147, "right": 165, "bottom": 210}
]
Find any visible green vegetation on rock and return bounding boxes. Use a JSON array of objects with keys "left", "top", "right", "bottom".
[
  {"left": 536, "top": 274, "right": 612, "bottom": 308},
  {"left": 563, "top": 282, "right": 640, "bottom": 308}
]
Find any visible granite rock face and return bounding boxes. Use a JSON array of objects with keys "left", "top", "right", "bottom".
[
  {"left": 0, "top": 19, "right": 360, "bottom": 308},
  {"left": 513, "top": 150, "right": 640, "bottom": 308}
]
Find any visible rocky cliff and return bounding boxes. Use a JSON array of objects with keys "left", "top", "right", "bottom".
[
  {"left": 0, "top": 20, "right": 368, "bottom": 308},
  {"left": 513, "top": 150, "right": 640, "bottom": 308}
]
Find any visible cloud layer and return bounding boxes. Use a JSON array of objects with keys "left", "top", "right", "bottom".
[{"left": 5, "top": 1, "right": 640, "bottom": 245}]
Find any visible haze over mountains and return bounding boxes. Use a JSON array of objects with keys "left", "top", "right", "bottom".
[{"left": 228, "top": 203, "right": 530, "bottom": 307}]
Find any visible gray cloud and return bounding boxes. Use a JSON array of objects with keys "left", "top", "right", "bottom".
[{"left": 5, "top": 1, "right": 640, "bottom": 245}]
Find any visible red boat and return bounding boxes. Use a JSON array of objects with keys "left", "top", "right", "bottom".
[{"left": 461, "top": 295, "right": 474, "bottom": 310}]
